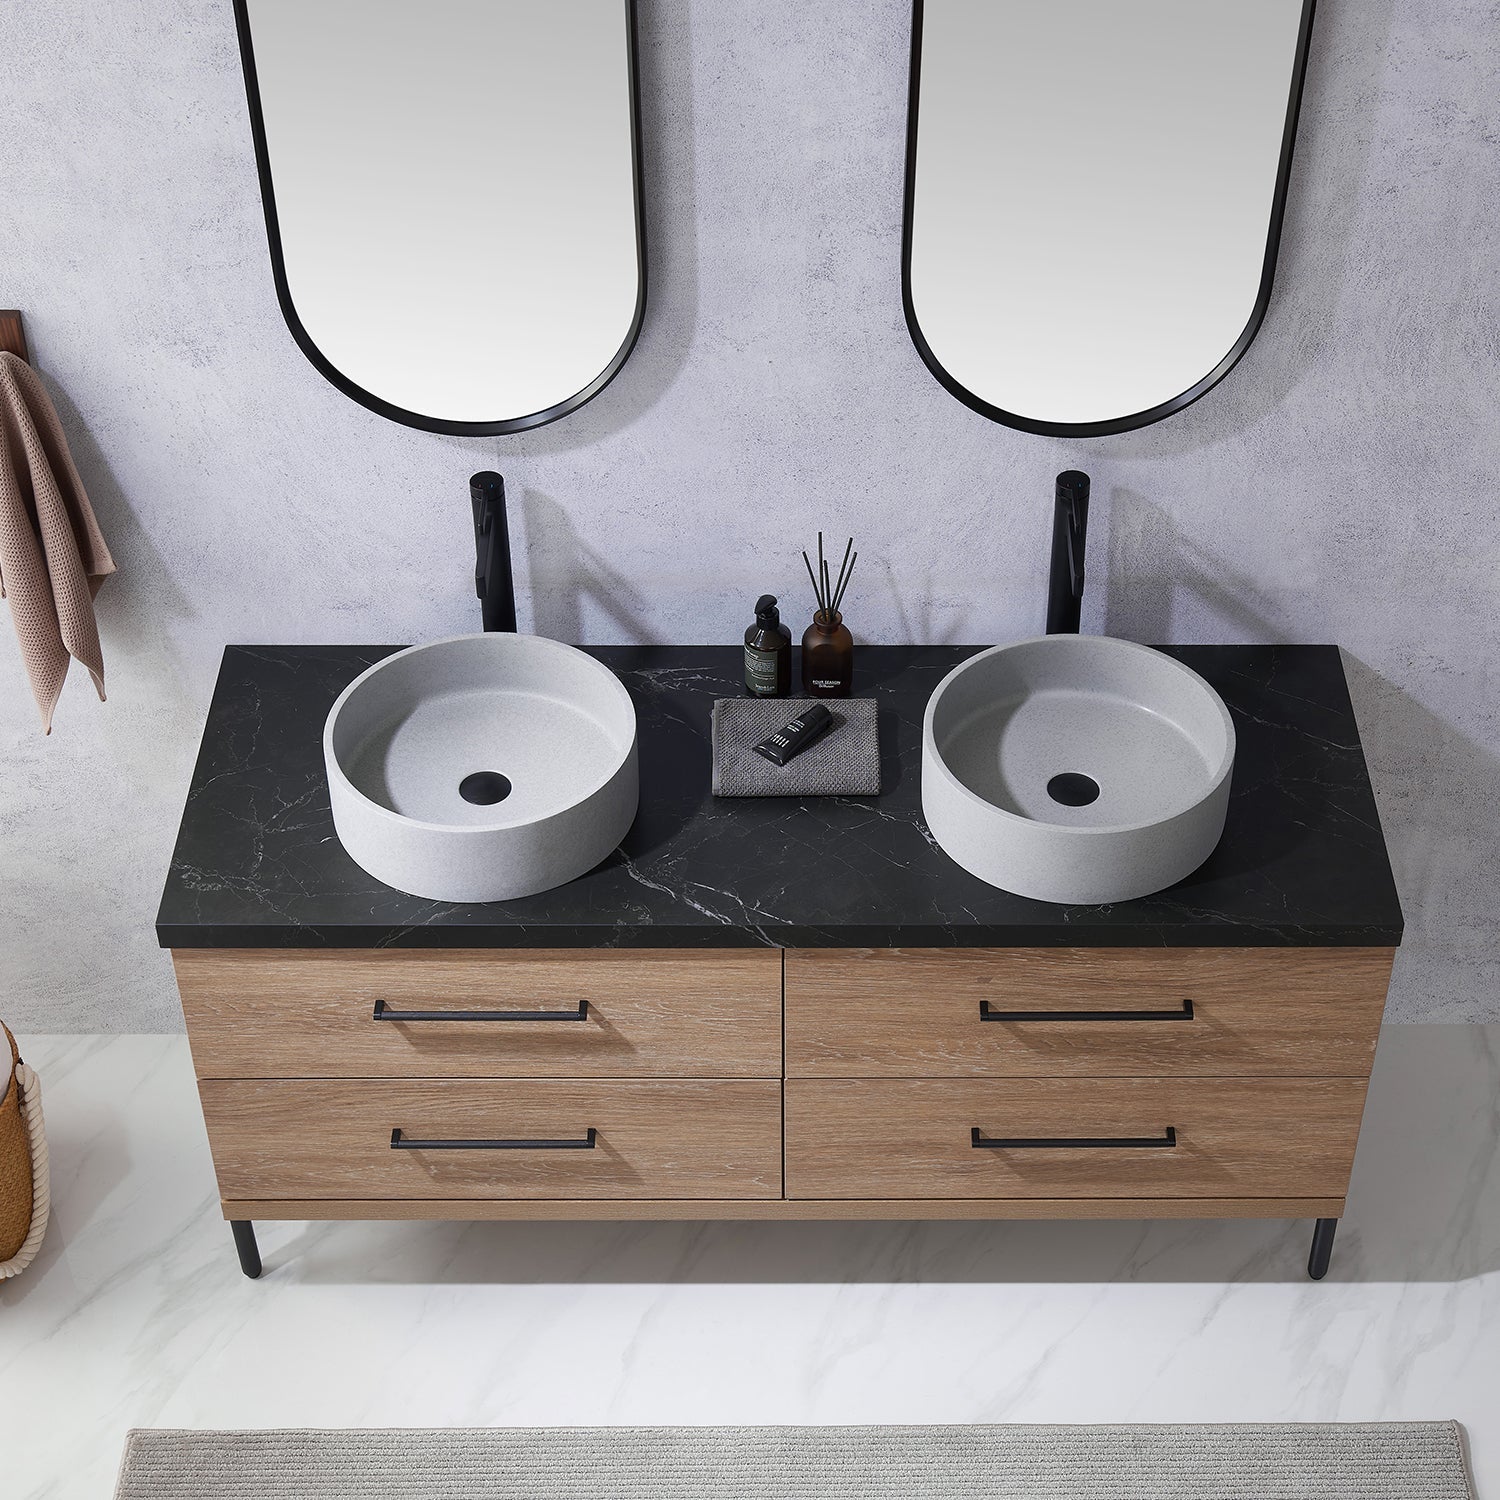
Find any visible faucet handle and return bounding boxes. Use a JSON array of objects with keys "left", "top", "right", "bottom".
[
  {"left": 1056, "top": 469, "right": 1090, "bottom": 520},
  {"left": 471, "top": 470, "right": 504, "bottom": 535}
]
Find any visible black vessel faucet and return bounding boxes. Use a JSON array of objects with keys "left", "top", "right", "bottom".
[
  {"left": 471, "top": 470, "right": 517, "bottom": 633},
  {"left": 1045, "top": 469, "right": 1090, "bottom": 634}
]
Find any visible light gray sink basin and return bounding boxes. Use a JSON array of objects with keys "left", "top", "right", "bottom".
[
  {"left": 324, "top": 634, "right": 638, "bottom": 903},
  {"left": 921, "top": 635, "right": 1235, "bottom": 904}
]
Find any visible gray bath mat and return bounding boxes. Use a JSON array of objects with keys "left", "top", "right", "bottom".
[{"left": 114, "top": 1423, "right": 1474, "bottom": 1498}]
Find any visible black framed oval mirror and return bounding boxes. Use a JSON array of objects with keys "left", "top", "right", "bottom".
[
  {"left": 903, "top": 0, "right": 1316, "bottom": 437},
  {"left": 234, "top": 0, "right": 646, "bottom": 435}
]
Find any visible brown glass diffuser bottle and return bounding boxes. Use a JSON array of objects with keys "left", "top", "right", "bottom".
[
  {"left": 802, "top": 610, "right": 853, "bottom": 697},
  {"left": 800, "top": 532, "right": 857, "bottom": 698}
]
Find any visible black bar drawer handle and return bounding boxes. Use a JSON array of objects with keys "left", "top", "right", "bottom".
[
  {"left": 978, "top": 999, "right": 1193, "bottom": 1023},
  {"left": 390, "top": 1127, "right": 598, "bottom": 1151},
  {"left": 372, "top": 999, "right": 589, "bottom": 1023},
  {"left": 971, "top": 1126, "right": 1177, "bottom": 1150}
]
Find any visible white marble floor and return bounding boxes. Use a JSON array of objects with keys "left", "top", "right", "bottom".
[{"left": 4, "top": 1027, "right": 1498, "bottom": 1499}]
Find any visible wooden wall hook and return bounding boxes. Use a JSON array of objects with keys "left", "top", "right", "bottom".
[{"left": 0, "top": 311, "right": 30, "bottom": 362}]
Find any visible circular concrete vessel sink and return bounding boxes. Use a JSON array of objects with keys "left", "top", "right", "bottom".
[
  {"left": 922, "top": 635, "right": 1235, "bottom": 904},
  {"left": 325, "top": 634, "right": 638, "bottom": 903}
]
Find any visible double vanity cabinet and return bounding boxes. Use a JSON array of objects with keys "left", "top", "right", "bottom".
[{"left": 158, "top": 645, "right": 1403, "bottom": 1279}]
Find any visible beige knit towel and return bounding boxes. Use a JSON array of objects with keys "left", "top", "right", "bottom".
[{"left": 0, "top": 350, "right": 115, "bottom": 732}]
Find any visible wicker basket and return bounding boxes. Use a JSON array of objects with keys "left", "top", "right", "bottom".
[{"left": 0, "top": 1022, "right": 48, "bottom": 1277}]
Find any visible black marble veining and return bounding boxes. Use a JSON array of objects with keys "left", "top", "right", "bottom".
[{"left": 156, "top": 645, "right": 1404, "bottom": 949}]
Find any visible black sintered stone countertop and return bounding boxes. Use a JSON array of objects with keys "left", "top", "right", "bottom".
[{"left": 156, "top": 644, "right": 1404, "bottom": 950}]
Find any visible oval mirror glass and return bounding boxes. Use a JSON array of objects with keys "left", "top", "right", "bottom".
[
  {"left": 235, "top": 0, "right": 645, "bottom": 434},
  {"left": 904, "top": 0, "right": 1315, "bottom": 436}
]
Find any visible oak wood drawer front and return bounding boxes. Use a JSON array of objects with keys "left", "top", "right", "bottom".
[
  {"left": 200, "top": 1079, "right": 783, "bottom": 1200},
  {"left": 785, "top": 948, "right": 1393, "bottom": 1078},
  {"left": 175, "top": 949, "right": 782, "bottom": 1079},
  {"left": 784, "top": 1077, "right": 1368, "bottom": 1200}
]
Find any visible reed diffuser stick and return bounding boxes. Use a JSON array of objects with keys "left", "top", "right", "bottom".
[
  {"left": 803, "top": 533, "right": 857, "bottom": 620},
  {"left": 802, "top": 550, "right": 825, "bottom": 613},
  {"left": 831, "top": 550, "right": 858, "bottom": 615},
  {"left": 829, "top": 537, "right": 853, "bottom": 613},
  {"left": 829, "top": 540, "right": 854, "bottom": 615}
]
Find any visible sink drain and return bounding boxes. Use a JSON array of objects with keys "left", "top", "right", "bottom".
[
  {"left": 459, "top": 771, "right": 512, "bottom": 806},
  {"left": 1047, "top": 772, "right": 1100, "bottom": 808}
]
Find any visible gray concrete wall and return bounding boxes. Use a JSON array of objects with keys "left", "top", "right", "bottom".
[{"left": 2, "top": 0, "right": 1496, "bottom": 1029}]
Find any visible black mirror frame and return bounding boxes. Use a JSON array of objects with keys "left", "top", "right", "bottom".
[
  {"left": 232, "top": 0, "right": 648, "bottom": 436},
  {"left": 901, "top": 0, "right": 1318, "bottom": 439}
]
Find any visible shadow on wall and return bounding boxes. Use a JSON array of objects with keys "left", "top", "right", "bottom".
[
  {"left": 437, "top": 0, "right": 698, "bottom": 465},
  {"left": 1093, "top": 493, "right": 1500, "bottom": 1025},
  {"left": 1089, "top": 0, "right": 1397, "bottom": 460},
  {"left": 269, "top": 1025, "right": 1500, "bottom": 1287},
  {"left": 27, "top": 371, "right": 201, "bottom": 773},
  {"left": 38, "top": 374, "right": 196, "bottom": 669},
  {"left": 875, "top": 484, "right": 1303, "bottom": 652},
  {"left": 522, "top": 489, "right": 658, "bottom": 644},
  {"left": 875, "top": 555, "right": 980, "bottom": 647},
  {"left": 1096, "top": 486, "right": 1291, "bottom": 643},
  {"left": 1341, "top": 652, "right": 1500, "bottom": 1022}
]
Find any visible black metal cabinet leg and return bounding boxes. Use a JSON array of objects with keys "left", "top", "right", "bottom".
[
  {"left": 1307, "top": 1217, "right": 1338, "bottom": 1280},
  {"left": 231, "top": 1220, "right": 262, "bottom": 1279}
]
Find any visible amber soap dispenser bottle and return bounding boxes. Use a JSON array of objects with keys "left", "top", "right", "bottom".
[{"left": 744, "top": 594, "right": 791, "bottom": 697}]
